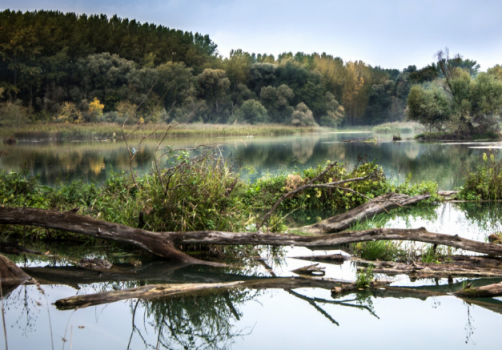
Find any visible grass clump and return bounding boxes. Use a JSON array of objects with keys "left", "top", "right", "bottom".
[
  {"left": 244, "top": 158, "right": 439, "bottom": 214},
  {"left": 0, "top": 152, "right": 249, "bottom": 240},
  {"left": 420, "top": 244, "right": 454, "bottom": 263},
  {"left": 458, "top": 152, "right": 502, "bottom": 200},
  {"left": 355, "top": 264, "right": 374, "bottom": 288},
  {"left": 352, "top": 241, "right": 407, "bottom": 262}
]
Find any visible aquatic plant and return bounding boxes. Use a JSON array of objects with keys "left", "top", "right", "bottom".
[{"left": 355, "top": 264, "right": 374, "bottom": 288}]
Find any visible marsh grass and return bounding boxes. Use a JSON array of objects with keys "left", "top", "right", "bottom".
[
  {"left": 0, "top": 123, "right": 331, "bottom": 141},
  {"left": 420, "top": 244, "right": 455, "bottom": 264}
]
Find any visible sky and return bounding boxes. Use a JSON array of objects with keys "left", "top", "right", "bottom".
[{"left": 2, "top": 0, "right": 502, "bottom": 71}]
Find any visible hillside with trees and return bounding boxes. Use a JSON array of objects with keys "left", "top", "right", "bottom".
[{"left": 1, "top": 10, "right": 499, "bottom": 134}]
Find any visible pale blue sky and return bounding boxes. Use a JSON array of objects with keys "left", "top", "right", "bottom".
[{"left": 2, "top": 0, "right": 501, "bottom": 70}]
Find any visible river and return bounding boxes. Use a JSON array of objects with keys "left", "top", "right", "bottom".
[{"left": 1, "top": 131, "right": 502, "bottom": 349}]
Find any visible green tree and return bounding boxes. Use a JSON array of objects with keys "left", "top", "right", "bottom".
[
  {"left": 235, "top": 99, "right": 268, "bottom": 124},
  {"left": 407, "top": 84, "right": 451, "bottom": 132},
  {"left": 196, "top": 68, "right": 230, "bottom": 121},
  {"left": 291, "top": 102, "right": 316, "bottom": 126}
]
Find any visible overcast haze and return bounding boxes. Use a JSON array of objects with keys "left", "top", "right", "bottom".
[{"left": 2, "top": 0, "right": 501, "bottom": 70}]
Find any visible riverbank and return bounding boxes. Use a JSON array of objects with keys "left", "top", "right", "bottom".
[{"left": 415, "top": 130, "right": 502, "bottom": 141}]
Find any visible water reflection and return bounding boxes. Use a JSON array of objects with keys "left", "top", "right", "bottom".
[
  {"left": 2, "top": 258, "right": 502, "bottom": 349},
  {"left": 1, "top": 133, "right": 499, "bottom": 189}
]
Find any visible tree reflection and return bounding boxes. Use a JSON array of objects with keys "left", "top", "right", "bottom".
[{"left": 128, "top": 289, "right": 256, "bottom": 350}]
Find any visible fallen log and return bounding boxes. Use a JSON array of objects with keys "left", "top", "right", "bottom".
[
  {"left": 54, "top": 277, "right": 344, "bottom": 310},
  {"left": 354, "top": 257, "right": 502, "bottom": 278},
  {"left": 0, "top": 206, "right": 220, "bottom": 266},
  {"left": 0, "top": 254, "right": 31, "bottom": 284},
  {"left": 454, "top": 281, "right": 502, "bottom": 298},
  {"left": 0, "top": 253, "right": 33, "bottom": 295},
  {"left": 5, "top": 207, "right": 502, "bottom": 259},
  {"left": 170, "top": 228, "right": 502, "bottom": 257},
  {"left": 55, "top": 281, "right": 244, "bottom": 310},
  {"left": 300, "top": 192, "right": 430, "bottom": 234}
]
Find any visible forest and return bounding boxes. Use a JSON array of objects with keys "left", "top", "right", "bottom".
[{"left": 0, "top": 9, "right": 498, "bottom": 133}]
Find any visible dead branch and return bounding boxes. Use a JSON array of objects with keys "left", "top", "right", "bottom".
[{"left": 300, "top": 192, "right": 430, "bottom": 234}]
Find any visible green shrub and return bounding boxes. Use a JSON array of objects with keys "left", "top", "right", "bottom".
[
  {"left": 355, "top": 264, "right": 374, "bottom": 288},
  {"left": 458, "top": 152, "right": 502, "bottom": 200}
]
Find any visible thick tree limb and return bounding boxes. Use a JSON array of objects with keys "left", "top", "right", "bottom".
[
  {"left": 0, "top": 207, "right": 223, "bottom": 266},
  {"left": 55, "top": 281, "right": 244, "bottom": 310},
  {"left": 169, "top": 227, "right": 502, "bottom": 257},
  {"left": 300, "top": 192, "right": 430, "bottom": 234},
  {"left": 0, "top": 254, "right": 31, "bottom": 283}
]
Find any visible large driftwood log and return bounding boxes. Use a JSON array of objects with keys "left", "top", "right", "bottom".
[
  {"left": 0, "top": 206, "right": 220, "bottom": 266},
  {"left": 170, "top": 228, "right": 502, "bottom": 257},
  {"left": 54, "top": 275, "right": 502, "bottom": 312},
  {"left": 5, "top": 206, "right": 502, "bottom": 259},
  {"left": 300, "top": 192, "right": 430, "bottom": 234},
  {"left": 55, "top": 281, "right": 244, "bottom": 310}
]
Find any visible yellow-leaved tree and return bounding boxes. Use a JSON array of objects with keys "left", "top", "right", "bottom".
[
  {"left": 89, "top": 98, "right": 104, "bottom": 117},
  {"left": 55, "top": 102, "right": 83, "bottom": 124},
  {"left": 343, "top": 61, "right": 371, "bottom": 125}
]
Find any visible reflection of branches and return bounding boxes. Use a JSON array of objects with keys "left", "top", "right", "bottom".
[
  {"left": 127, "top": 300, "right": 148, "bottom": 350},
  {"left": 286, "top": 289, "right": 339, "bottom": 326},
  {"left": 124, "top": 289, "right": 255, "bottom": 350},
  {"left": 3, "top": 285, "right": 40, "bottom": 337},
  {"left": 464, "top": 302, "right": 476, "bottom": 345},
  {"left": 287, "top": 289, "right": 380, "bottom": 322}
]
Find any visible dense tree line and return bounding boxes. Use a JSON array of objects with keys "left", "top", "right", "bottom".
[{"left": 0, "top": 10, "right": 497, "bottom": 131}]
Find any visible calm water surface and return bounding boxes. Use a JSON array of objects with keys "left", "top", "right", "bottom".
[
  {"left": 2, "top": 203, "right": 502, "bottom": 349},
  {"left": 1, "top": 131, "right": 501, "bottom": 189},
  {"left": 2, "top": 132, "right": 502, "bottom": 349}
]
